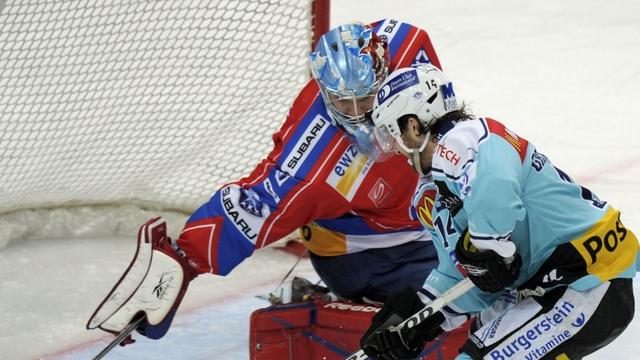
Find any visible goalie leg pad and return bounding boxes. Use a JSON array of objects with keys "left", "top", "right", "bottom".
[{"left": 87, "top": 217, "right": 197, "bottom": 339}]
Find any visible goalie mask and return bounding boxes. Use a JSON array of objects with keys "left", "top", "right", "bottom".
[
  {"left": 309, "top": 23, "right": 390, "bottom": 161},
  {"left": 370, "top": 64, "right": 460, "bottom": 174}
]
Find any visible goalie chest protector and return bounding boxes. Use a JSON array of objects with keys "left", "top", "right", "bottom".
[{"left": 249, "top": 299, "right": 469, "bottom": 360}]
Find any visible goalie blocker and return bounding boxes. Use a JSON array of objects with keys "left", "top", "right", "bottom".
[
  {"left": 249, "top": 298, "right": 471, "bottom": 360},
  {"left": 87, "top": 217, "right": 197, "bottom": 341}
]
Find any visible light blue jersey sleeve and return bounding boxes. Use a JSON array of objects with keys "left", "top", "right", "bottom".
[{"left": 413, "top": 180, "right": 502, "bottom": 330}]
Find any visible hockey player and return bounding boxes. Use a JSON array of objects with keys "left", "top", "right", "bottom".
[
  {"left": 89, "top": 20, "right": 458, "bottom": 347},
  {"left": 358, "top": 64, "right": 639, "bottom": 359}
]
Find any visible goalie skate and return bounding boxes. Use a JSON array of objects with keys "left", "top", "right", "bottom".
[{"left": 86, "top": 217, "right": 196, "bottom": 340}]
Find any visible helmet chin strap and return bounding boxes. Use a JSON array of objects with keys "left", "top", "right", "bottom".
[{"left": 408, "top": 133, "right": 431, "bottom": 176}]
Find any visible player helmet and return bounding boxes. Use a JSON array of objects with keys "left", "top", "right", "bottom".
[
  {"left": 371, "top": 64, "right": 460, "bottom": 155},
  {"left": 309, "top": 23, "right": 390, "bottom": 160}
]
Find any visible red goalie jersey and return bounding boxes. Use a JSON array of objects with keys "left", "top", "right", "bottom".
[{"left": 176, "top": 19, "right": 442, "bottom": 276}]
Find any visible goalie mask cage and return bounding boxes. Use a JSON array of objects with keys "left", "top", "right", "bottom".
[{"left": 0, "top": 0, "right": 330, "bottom": 244}]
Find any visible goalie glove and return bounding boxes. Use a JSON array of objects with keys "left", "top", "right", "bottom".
[
  {"left": 87, "top": 217, "right": 198, "bottom": 340},
  {"left": 360, "top": 286, "right": 445, "bottom": 360},
  {"left": 454, "top": 229, "right": 521, "bottom": 293}
]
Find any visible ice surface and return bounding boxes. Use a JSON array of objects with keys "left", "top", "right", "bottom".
[{"left": 1, "top": 0, "right": 640, "bottom": 359}]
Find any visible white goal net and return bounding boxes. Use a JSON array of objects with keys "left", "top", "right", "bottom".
[{"left": 0, "top": 0, "right": 328, "bottom": 243}]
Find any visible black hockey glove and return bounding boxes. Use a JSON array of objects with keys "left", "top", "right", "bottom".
[
  {"left": 360, "top": 286, "right": 445, "bottom": 360},
  {"left": 454, "top": 230, "right": 521, "bottom": 293}
]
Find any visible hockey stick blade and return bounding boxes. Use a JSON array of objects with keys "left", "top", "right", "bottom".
[
  {"left": 92, "top": 316, "right": 146, "bottom": 360},
  {"left": 344, "top": 277, "right": 475, "bottom": 360}
]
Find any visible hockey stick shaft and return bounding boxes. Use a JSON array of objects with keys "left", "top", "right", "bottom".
[
  {"left": 275, "top": 247, "right": 308, "bottom": 291},
  {"left": 92, "top": 316, "right": 145, "bottom": 360},
  {"left": 344, "top": 277, "right": 475, "bottom": 360}
]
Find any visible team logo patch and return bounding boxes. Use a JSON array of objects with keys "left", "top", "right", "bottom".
[
  {"left": 239, "top": 188, "right": 263, "bottom": 217},
  {"left": 416, "top": 189, "right": 436, "bottom": 229},
  {"left": 440, "top": 82, "right": 457, "bottom": 111},
  {"left": 368, "top": 177, "right": 393, "bottom": 207},
  {"left": 412, "top": 48, "right": 431, "bottom": 65},
  {"left": 377, "top": 69, "right": 419, "bottom": 105},
  {"left": 221, "top": 185, "right": 270, "bottom": 243},
  {"left": 326, "top": 144, "right": 373, "bottom": 201}
]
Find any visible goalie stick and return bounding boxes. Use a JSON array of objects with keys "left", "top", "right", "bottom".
[
  {"left": 91, "top": 315, "right": 145, "bottom": 360},
  {"left": 344, "top": 277, "right": 475, "bottom": 360}
]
